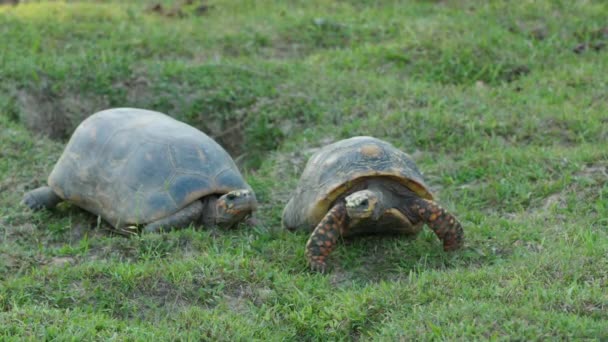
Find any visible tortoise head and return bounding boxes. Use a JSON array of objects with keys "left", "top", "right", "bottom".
[
  {"left": 345, "top": 189, "right": 383, "bottom": 221},
  {"left": 215, "top": 189, "right": 257, "bottom": 228}
]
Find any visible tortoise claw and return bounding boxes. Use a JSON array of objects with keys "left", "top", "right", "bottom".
[
  {"left": 443, "top": 237, "right": 464, "bottom": 251},
  {"left": 308, "top": 259, "right": 328, "bottom": 273}
]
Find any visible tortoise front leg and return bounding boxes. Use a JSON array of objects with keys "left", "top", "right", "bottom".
[
  {"left": 306, "top": 202, "right": 349, "bottom": 273},
  {"left": 411, "top": 198, "right": 464, "bottom": 251},
  {"left": 143, "top": 200, "right": 204, "bottom": 233}
]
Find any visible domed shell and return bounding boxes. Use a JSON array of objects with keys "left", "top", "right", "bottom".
[
  {"left": 282, "top": 136, "right": 432, "bottom": 231},
  {"left": 47, "top": 108, "right": 253, "bottom": 228}
]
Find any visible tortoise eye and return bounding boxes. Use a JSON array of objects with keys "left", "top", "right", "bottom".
[
  {"left": 226, "top": 193, "right": 237, "bottom": 201},
  {"left": 359, "top": 199, "right": 369, "bottom": 207}
]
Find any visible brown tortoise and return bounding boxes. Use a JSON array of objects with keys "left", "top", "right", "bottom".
[
  {"left": 23, "top": 108, "right": 257, "bottom": 233},
  {"left": 282, "top": 136, "right": 464, "bottom": 272}
]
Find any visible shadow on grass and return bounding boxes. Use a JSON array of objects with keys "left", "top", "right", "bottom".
[{"left": 295, "top": 231, "right": 501, "bottom": 285}]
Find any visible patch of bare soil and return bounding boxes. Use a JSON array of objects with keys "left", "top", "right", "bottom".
[
  {"left": 47, "top": 256, "right": 75, "bottom": 267},
  {"left": 328, "top": 266, "right": 354, "bottom": 287},
  {"left": 125, "top": 275, "right": 262, "bottom": 320},
  {"left": 14, "top": 73, "right": 252, "bottom": 166},
  {"left": 133, "top": 278, "right": 195, "bottom": 311},
  {"left": 0, "top": 176, "right": 27, "bottom": 194},
  {"left": 224, "top": 283, "right": 273, "bottom": 311},
  {"left": 0, "top": 244, "right": 43, "bottom": 276},
  {"left": 15, "top": 83, "right": 110, "bottom": 140},
  {"left": 538, "top": 163, "right": 607, "bottom": 212},
  {"left": 146, "top": 0, "right": 211, "bottom": 19},
  {"left": 573, "top": 27, "right": 608, "bottom": 54},
  {"left": 576, "top": 164, "right": 608, "bottom": 180},
  {"left": 507, "top": 20, "right": 549, "bottom": 41},
  {"left": 0, "top": 222, "right": 85, "bottom": 275},
  {"left": 512, "top": 239, "right": 544, "bottom": 253},
  {"left": 520, "top": 118, "right": 582, "bottom": 147},
  {"left": 2, "top": 222, "right": 38, "bottom": 244}
]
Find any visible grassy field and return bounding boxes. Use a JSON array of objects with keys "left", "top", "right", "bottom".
[{"left": 1, "top": 0, "right": 607, "bottom": 340}]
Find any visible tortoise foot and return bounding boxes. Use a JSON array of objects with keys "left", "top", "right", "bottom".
[
  {"left": 308, "top": 258, "right": 328, "bottom": 273},
  {"left": 23, "top": 186, "right": 62, "bottom": 211}
]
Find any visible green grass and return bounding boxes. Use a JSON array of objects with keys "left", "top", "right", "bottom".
[{"left": 1, "top": 0, "right": 607, "bottom": 339}]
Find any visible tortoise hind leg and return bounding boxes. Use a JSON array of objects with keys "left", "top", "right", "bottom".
[
  {"left": 143, "top": 201, "right": 204, "bottom": 233},
  {"left": 306, "top": 202, "right": 349, "bottom": 273},
  {"left": 411, "top": 198, "right": 464, "bottom": 251},
  {"left": 23, "top": 186, "right": 63, "bottom": 210}
]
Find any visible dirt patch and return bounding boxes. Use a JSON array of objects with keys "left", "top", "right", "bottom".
[
  {"left": 512, "top": 239, "right": 544, "bottom": 253},
  {"left": 17, "top": 73, "right": 253, "bottom": 157},
  {"left": 541, "top": 193, "right": 566, "bottom": 210},
  {"left": 145, "top": 0, "right": 211, "bottom": 19},
  {"left": 82, "top": 231, "right": 197, "bottom": 266},
  {"left": 47, "top": 256, "right": 75, "bottom": 267},
  {"left": 384, "top": 43, "right": 531, "bottom": 85},
  {"left": 501, "top": 65, "right": 531, "bottom": 83},
  {"left": 573, "top": 42, "right": 606, "bottom": 54},
  {"left": 0, "top": 245, "right": 43, "bottom": 277},
  {"left": 16, "top": 89, "right": 71, "bottom": 140},
  {"left": 224, "top": 283, "right": 273, "bottom": 311},
  {"left": 15, "top": 84, "right": 110, "bottom": 140},
  {"left": 1, "top": 254, "right": 19, "bottom": 278},
  {"left": 13, "top": 63, "right": 315, "bottom": 169},
  {"left": 124, "top": 274, "right": 269, "bottom": 321},
  {"left": 0, "top": 176, "right": 24, "bottom": 194},
  {"left": 507, "top": 117, "right": 585, "bottom": 147},
  {"left": 573, "top": 26, "right": 608, "bottom": 54},
  {"left": 576, "top": 164, "right": 608, "bottom": 180},
  {"left": 538, "top": 163, "right": 607, "bottom": 212},
  {"left": 506, "top": 20, "right": 549, "bottom": 41},
  {"left": 328, "top": 266, "right": 355, "bottom": 287},
  {"left": 132, "top": 277, "right": 195, "bottom": 312},
  {"left": 2, "top": 222, "right": 37, "bottom": 243}
]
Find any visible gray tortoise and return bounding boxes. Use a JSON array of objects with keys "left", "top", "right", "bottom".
[
  {"left": 282, "top": 136, "right": 464, "bottom": 272},
  {"left": 23, "top": 108, "right": 257, "bottom": 233}
]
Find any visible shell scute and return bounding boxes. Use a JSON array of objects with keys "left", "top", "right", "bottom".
[
  {"left": 123, "top": 141, "right": 174, "bottom": 192},
  {"left": 169, "top": 174, "right": 212, "bottom": 206},
  {"left": 169, "top": 143, "right": 210, "bottom": 175}
]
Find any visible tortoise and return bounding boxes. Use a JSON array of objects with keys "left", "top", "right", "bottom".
[
  {"left": 23, "top": 108, "right": 257, "bottom": 233},
  {"left": 282, "top": 136, "right": 464, "bottom": 272}
]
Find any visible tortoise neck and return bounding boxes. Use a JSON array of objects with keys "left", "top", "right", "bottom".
[
  {"left": 363, "top": 179, "right": 420, "bottom": 222},
  {"left": 200, "top": 195, "right": 219, "bottom": 226}
]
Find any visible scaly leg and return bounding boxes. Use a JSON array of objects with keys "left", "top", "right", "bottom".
[
  {"left": 305, "top": 202, "right": 349, "bottom": 273},
  {"left": 411, "top": 198, "right": 464, "bottom": 251},
  {"left": 143, "top": 200, "right": 204, "bottom": 233}
]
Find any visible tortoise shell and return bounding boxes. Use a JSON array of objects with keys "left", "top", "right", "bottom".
[
  {"left": 47, "top": 108, "right": 253, "bottom": 228},
  {"left": 281, "top": 136, "right": 433, "bottom": 231}
]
